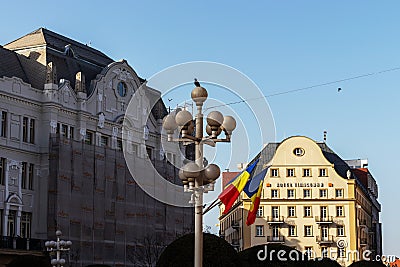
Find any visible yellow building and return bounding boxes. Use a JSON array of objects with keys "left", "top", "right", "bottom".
[{"left": 219, "top": 136, "right": 382, "bottom": 266}]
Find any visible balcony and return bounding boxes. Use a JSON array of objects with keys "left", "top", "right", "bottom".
[
  {"left": 231, "top": 239, "right": 240, "bottom": 247},
  {"left": 368, "top": 229, "right": 376, "bottom": 235},
  {"left": 266, "top": 216, "right": 285, "bottom": 224},
  {"left": 316, "top": 235, "right": 334, "bottom": 244},
  {"left": 0, "top": 236, "right": 44, "bottom": 251},
  {"left": 219, "top": 230, "right": 225, "bottom": 238},
  {"left": 315, "top": 216, "right": 333, "bottom": 224},
  {"left": 267, "top": 236, "right": 285, "bottom": 243},
  {"left": 231, "top": 221, "right": 240, "bottom": 230},
  {"left": 360, "top": 238, "right": 368, "bottom": 246}
]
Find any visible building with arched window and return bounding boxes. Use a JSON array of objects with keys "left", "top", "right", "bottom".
[{"left": 0, "top": 28, "right": 193, "bottom": 266}]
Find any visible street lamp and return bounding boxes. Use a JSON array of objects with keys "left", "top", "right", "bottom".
[
  {"left": 162, "top": 80, "right": 236, "bottom": 267},
  {"left": 45, "top": 230, "right": 72, "bottom": 267}
]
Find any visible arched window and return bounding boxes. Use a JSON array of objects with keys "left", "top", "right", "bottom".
[{"left": 117, "top": 82, "right": 127, "bottom": 97}]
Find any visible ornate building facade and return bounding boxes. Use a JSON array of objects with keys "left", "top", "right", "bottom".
[
  {"left": 219, "top": 136, "right": 382, "bottom": 267},
  {"left": 0, "top": 28, "right": 193, "bottom": 266}
]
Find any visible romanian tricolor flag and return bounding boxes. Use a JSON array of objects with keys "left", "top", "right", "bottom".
[
  {"left": 219, "top": 159, "right": 259, "bottom": 214},
  {"left": 246, "top": 180, "right": 264, "bottom": 226},
  {"left": 243, "top": 167, "right": 269, "bottom": 225}
]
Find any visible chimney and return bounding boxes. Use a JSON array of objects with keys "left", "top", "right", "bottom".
[
  {"left": 323, "top": 131, "right": 327, "bottom": 143},
  {"left": 75, "top": 72, "right": 86, "bottom": 93}
]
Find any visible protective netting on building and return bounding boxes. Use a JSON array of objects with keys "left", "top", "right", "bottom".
[{"left": 48, "top": 135, "right": 194, "bottom": 266}]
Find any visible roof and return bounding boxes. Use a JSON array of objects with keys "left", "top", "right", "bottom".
[
  {"left": 0, "top": 46, "right": 29, "bottom": 84},
  {"left": 352, "top": 168, "right": 369, "bottom": 189},
  {"left": 247, "top": 142, "right": 281, "bottom": 178},
  {"left": 222, "top": 171, "right": 240, "bottom": 188},
  {"left": 5, "top": 28, "right": 113, "bottom": 67},
  {"left": 243, "top": 138, "right": 376, "bottom": 201},
  {"left": 3, "top": 28, "right": 114, "bottom": 93},
  {"left": 318, "top": 142, "right": 355, "bottom": 179},
  {"left": 1, "top": 28, "right": 168, "bottom": 120}
]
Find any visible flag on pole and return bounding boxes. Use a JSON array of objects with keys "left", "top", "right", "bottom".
[
  {"left": 218, "top": 159, "right": 259, "bottom": 214},
  {"left": 246, "top": 179, "right": 264, "bottom": 225},
  {"left": 243, "top": 167, "right": 269, "bottom": 198},
  {"left": 243, "top": 167, "right": 269, "bottom": 225}
]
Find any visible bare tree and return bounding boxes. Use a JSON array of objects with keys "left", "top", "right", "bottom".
[
  {"left": 127, "top": 234, "right": 166, "bottom": 267},
  {"left": 69, "top": 247, "right": 80, "bottom": 267},
  {"left": 203, "top": 225, "right": 212, "bottom": 234}
]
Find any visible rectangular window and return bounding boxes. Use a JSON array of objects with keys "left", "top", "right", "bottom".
[
  {"left": 288, "top": 225, "right": 296, "bottom": 236},
  {"left": 335, "top": 189, "right": 344, "bottom": 198},
  {"left": 338, "top": 248, "right": 346, "bottom": 258},
  {"left": 304, "top": 206, "right": 312, "bottom": 217},
  {"left": 304, "top": 225, "right": 313, "bottom": 237},
  {"left": 117, "top": 139, "right": 123, "bottom": 151},
  {"left": 271, "top": 169, "right": 279, "bottom": 177},
  {"left": 286, "top": 168, "right": 295, "bottom": 177},
  {"left": 131, "top": 143, "right": 139, "bottom": 156},
  {"left": 319, "top": 189, "right": 327, "bottom": 198},
  {"left": 1, "top": 111, "right": 7, "bottom": 137},
  {"left": 22, "top": 117, "right": 28, "bottom": 142},
  {"left": 336, "top": 206, "right": 344, "bottom": 217},
  {"left": 7, "top": 210, "right": 16, "bottom": 236},
  {"left": 256, "top": 225, "right": 264, "bottom": 236},
  {"left": 0, "top": 158, "right": 5, "bottom": 185},
  {"left": 288, "top": 206, "right": 296, "bottom": 217},
  {"left": 321, "top": 247, "right": 328, "bottom": 258},
  {"left": 321, "top": 225, "right": 329, "bottom": 238},
  {"left": 21, "top": 162, "right": 27, "bottom": 189},
  {"left": 29, "top": 119, "right": 35, "bottom": 143},
  {"left": 271, "top": 206, "right": 279, "bottom": 218},
  {"left": 303, "top": 168, "right": 311, "bottom": 177},
  {"left": 100, "top": 136, "right": 109, "bottom": 147},
  {"left": 61, "top": 124, "right": 68, "bottom": 137},
  {"left": 85, "top": 131, "right": 93, "bottom": 145},
  {"left": 305, "top": 247, "right": 314, "bottom": 259},
  {"left": 320, "top": 206, "right": 328, "bottom": 218},
  {"left": 28, "top": 163, "right": 34, "bottom": 190},
  {"left": 337, "top": 226, "right": 345, "bottom": 236},
  {"left": 20, "top": 212, "right": 32, "bottom": 238},
  {"left": 256, "top": 206, "right": 264, "bottom": 218},
  {"left": 319, "top": 168, "right": 328, "bottom": 177},
  {"left": 22, "top": 117, "right": 35, "bottom": 143},
  {"left": 272, "top": 225, "right": 279, "bottom": 238},
  {"left": 287, "top": 189, "right": 295, "bottom": 198},
  {"left": 69, "top": 126, "right": 74, "bottom": 139},
  {"left": 271, "top": 189, "right": 279, "bottom": 198},
  {"left": 303, "top": 189, "right": 311, "bottom": 198},
  {"left": 146, "top": 146, "right": 153, "bottom": 159}
]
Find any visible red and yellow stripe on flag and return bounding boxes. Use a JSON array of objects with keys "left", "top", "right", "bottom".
[
  {"left": 218, "top": 159, "right": 258, "bottom": 215},
  {"left": 246, "top": 180, "right": 263, "bottom": 226}
]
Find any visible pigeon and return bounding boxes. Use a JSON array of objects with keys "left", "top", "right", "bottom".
[
  {"left": 168, "top": 98, "right": 173, "bottom": 102},
  {"left": 194, "top": 78, "right": 201, "bottom": 87},
  {"left": 338, "top": 88, "right": 342, "bottom": 92}
]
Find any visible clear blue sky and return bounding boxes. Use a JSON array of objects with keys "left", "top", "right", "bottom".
[{"left": 1, "top": 0, "right": 399, "bottom": 257}]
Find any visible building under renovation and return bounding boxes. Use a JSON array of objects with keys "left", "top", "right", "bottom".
[{"left": 0, "top": 28, "right": 193, "bottom": 266}]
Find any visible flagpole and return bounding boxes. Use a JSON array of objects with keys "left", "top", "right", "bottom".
[{"left": 203, "top": 199, "right": 221, "bottom": 215}]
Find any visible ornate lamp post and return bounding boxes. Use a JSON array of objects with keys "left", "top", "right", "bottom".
[
  {"left": 45, "top": 230, "right": 72, "bottom": 267},
  {"left": 163, "top": 80, "right": 236, "bottom": 267}
]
